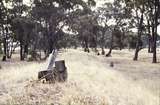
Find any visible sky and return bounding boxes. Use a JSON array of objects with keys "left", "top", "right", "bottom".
[{"left": 95, "top": 0, "right": 113, "bottom": 6}]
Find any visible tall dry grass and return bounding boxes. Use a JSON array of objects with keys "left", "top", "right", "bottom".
[{"left": 0, "top": 49, "right": 159, "bottom": 105}]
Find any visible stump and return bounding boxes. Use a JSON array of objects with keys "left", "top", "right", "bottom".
[
  {"left": 55, "top": 60, "right": 66, "bottom": 72},
  {"left": 38, "top": 60, "right": 67, "bottom": 83},
  {"left": 54, "top": 60, "right": 67, "bottom": 82},
  {"left": 110, "top": 62, "right": 114, "bottom": 67}
]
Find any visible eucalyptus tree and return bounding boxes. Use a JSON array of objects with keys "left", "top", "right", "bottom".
[
  {"left": 133, "top": 1, "right": 146, "bottom": 61},
  {"left": 151, "top": 0, "right": 160, "bottom": 63},
  {"left": 66, "top": 6, "right": 103, "bottom": 53},
  {"left": 124, "top": 0, "right": 160, "bottom": 63},
  {"left": 9, "top": 0, "right": 32, "bottom": 60},
  {"left": 0, "top": 0, "right": 7, "bottom": 61},
  {"left": 145, "top": 0, "right": 154, "bottom": 53},
  {"left": 98, "top": 0, "right": 131, "bottom": 57},
  {"left": 122, "top": 0, "right": 148, "bottom": 60},
  {"left": 31, "top": 0, "right": 96, "bottom": 55},
  {"left": 12, "top": 17, "right": 36, "bottom": 60},
  {"left": 0, "top": 0, "right": 13, "bottom": 61}
]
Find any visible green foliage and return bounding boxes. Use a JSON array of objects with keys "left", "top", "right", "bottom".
[{"left": 0, "top": 0, "right": 159, "bottom": 62}]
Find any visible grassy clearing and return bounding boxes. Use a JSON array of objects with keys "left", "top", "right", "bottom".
[{"left": 0, "top": 49, "right": 159, "bottom": 105}]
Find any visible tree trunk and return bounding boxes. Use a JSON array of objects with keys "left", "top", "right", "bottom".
[
  {"left": 148, "top": 34, "right": 152, "bottom": 53},
  {"left": 84, "top": 38, "right": 89, "bottom": 53},
  {"left": 2, "top": 26, "right": 7, "bottom": 61},
  {"left": 150, "top": 21, "right": 155, "bottom": 53},
  {"left": 8, "top": 40, "right": 14, "bottom": 59},
  {"left": 101, "top": 47, "right": 105, "bottom": 55},
  {"left": 101, "top": 28, "right": 105, "bottom": 55},
  {"left": 147, "top": 19, "right": 152, "bottom": 53},
  {"left": 120, "top": 29, "right": 125, "bottom": 50},
  {"left": 24, "top": 44, "right": 28, "bottom": 58},
  {"left": 20, "top": 41, "right": 24, "bottom": 61},
  {"left": 94, "top": 33, "right": 98, "bottom": 53},
  {"left": 133, "top": 8, "right": 144, "bottom": 61},
  {"left": 106, "top": 31, "right": 113, "bottom": 57},
  {"left": 2, "top": 38, "right": 7, "bottom": 61},
  {"left": 5, "top": 27, "right": 10, "bottom": 59},
  {"left": 152, "top": 0, "right": 159, "bottom": 63},
  {"left": 152, "top": 28, "right": 157, "bottom": 63},
  {"left": 48, "top": 27, "right": 54, "bottom": 54},
  {"left": 106, "top": 47, "right": 112, "bottom": 57}
]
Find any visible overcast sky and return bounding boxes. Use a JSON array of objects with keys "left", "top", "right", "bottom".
[{"left": 95, "top": 0, "right": 113, "bottom": 6}]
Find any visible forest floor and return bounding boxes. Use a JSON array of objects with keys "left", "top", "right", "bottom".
[{"left": 0, "top": 48, "right": 160, "bottom": 105}]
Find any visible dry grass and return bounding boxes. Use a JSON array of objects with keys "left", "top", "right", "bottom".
[{"left": 0, "top": 49, "right": 159, "bottom": 105}]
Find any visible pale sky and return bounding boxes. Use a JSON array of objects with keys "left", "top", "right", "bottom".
[{"left": 95, "top": 0, "right": 113, "bottom": 7}]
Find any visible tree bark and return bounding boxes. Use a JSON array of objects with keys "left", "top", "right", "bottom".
[
  {"left": 101, "top": 47, "right": 105, "bottom": 55},
  {"left": 101, "top": 28, "right": 105, "bottom": 55},
  {"left": 120, "top": 29, "right": 125, "bottom": 50},
  {"left": 24, "top": 44, "right": 28, "bottom": 58},
  {"left": 133, "top": 8, "right": 144, "bottom": 61},
  {"left": 2, "top": 25, "right": 7, "bottom": 61},
  {"left": 148, "top": 34, "right": 152, "bottom": 53},
  {"left": 147, "top": 19, "right": 152, "bottom": 53},
  {"left": 106, "top": 30, "right": 114, "bottom": 57},
  {"left": 84, "top": 37, "right": 89, "bottom": 53},
  {"left": 20, "top": 41, "right": 24, "bottom": 61},
  {"left": 2, "top": 38, "right": 7, "bottom": 61},
  {"left": 152, "top": 0, "right": 159, "bottom": 63}
]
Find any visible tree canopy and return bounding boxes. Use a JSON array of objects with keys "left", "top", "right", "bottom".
[{"left": 0, "top": 0, "right": 160, "bottom": 63}]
